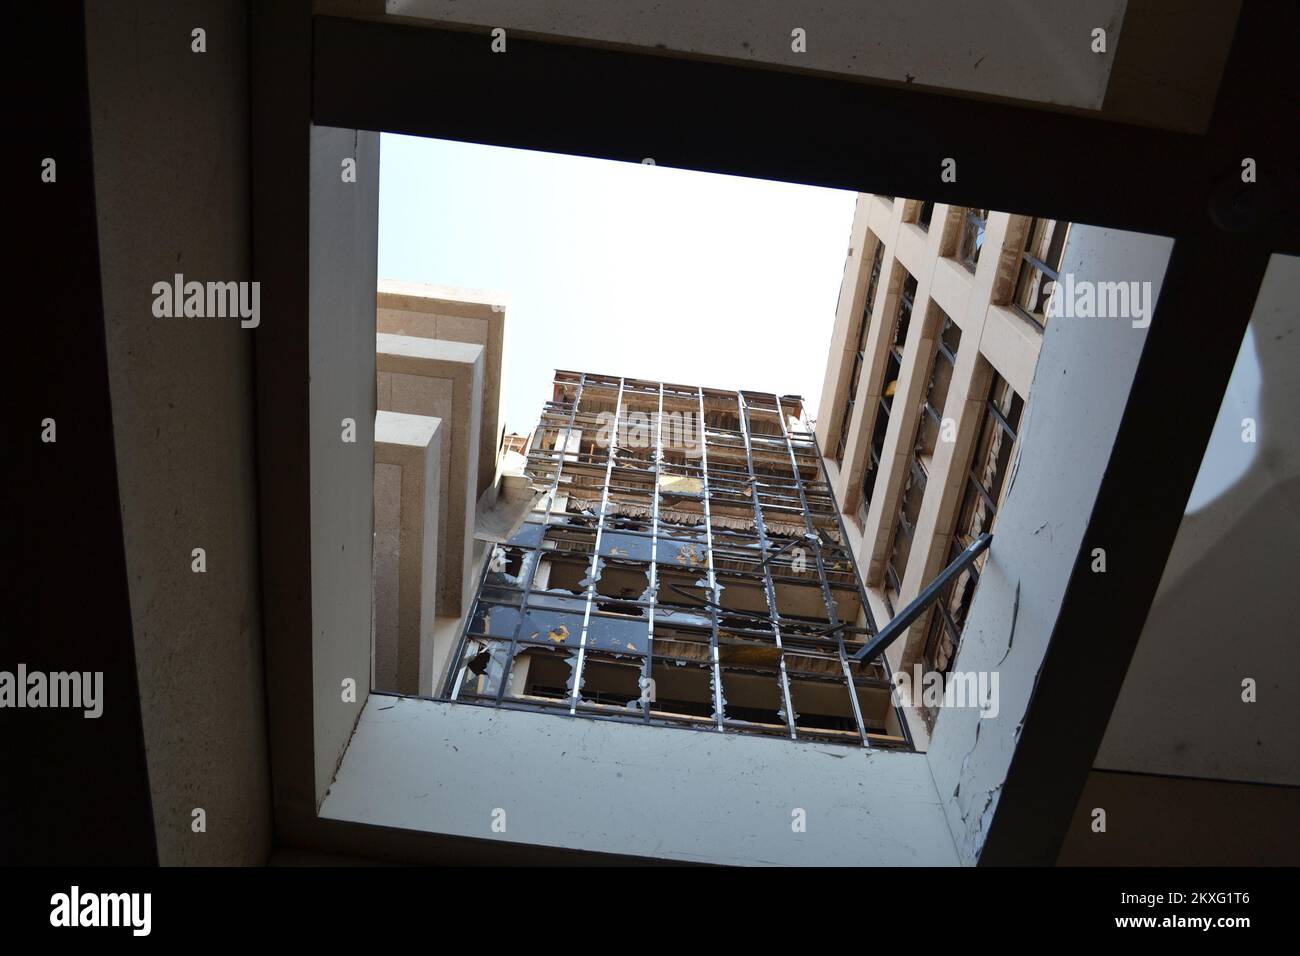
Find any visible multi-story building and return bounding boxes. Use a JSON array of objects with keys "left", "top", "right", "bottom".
[
  {"left": 817, "top": 194, "right": 1069, "bottom": 729},
  {"left": 439, "top": 371, "right": 913, "bottom": 748}
]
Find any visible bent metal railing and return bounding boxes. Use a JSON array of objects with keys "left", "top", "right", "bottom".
[{"left": 851, "top": 532, "right": 992, "bottom": 665}]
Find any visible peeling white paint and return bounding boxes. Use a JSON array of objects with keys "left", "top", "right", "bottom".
[{"left": 924, "top": 226, "right": 1175, "bottom": 863}]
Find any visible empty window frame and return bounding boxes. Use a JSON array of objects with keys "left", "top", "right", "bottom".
[
  {"left": 915, "top": 315, "right": 962, "bottom": 463},
  {"left": 916, "top": 200, "right": 935, "bottom": 231},
  {"left": 885, "top": 313, "right": 961, "bottom": 598},
  {"left": 834, "top": 239, "right": 885, "bottom": 463},
  {"left": 885, "top": 454, "right": 926, "bottom": 599},
  {"left": 922, "top": 372, "right": 1023, "bottom": 677},
  {"left": 859, "top": 271, "right": 917, "bottom": 519},
  {"left": 958, "top": 208, "right": 988, "bottom": 273},
  {"left": 1012, "top": 217, "right": 1070, "bottom": 328}
]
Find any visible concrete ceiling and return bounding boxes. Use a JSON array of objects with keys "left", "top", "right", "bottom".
[{"left": 316, "top": 0, "right": 1240, "bottom": 132}]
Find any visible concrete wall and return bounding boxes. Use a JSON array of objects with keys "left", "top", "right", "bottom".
[
  {"left": 85, "top": 0, "right": 271, "bottom": 865},
  {"left": 374, "top": 462, "right": 402, "bottom": 687},
  {"left": 322, "top": 693, "right": 960, "bottom": 866},
  {"left": 1059, "top": 769, "right": 1300, "bottom": 865},
  {"left": 924, "top": 226, "right": 1174, "bottom": 864},
  {"left": 322, "top": 0, "right": 1242, "bottom": 133},
  {"left": 378, "top": 0, "right": 1125, "bottom": 111},
  {"left": 310, "top": 124, "right": 382, "bottom": 802},
  {"left": 377, "top": 281, "right": 507, "bottom": 499},
  {"left": 373, "top": 411, "right": 442, "bottom": 695},
  {"left": 377, "top": 335, "right": 484, "bottom": 615},
  {"left": 1095, "top": 253, "right": 1300, "bottom": 787}
]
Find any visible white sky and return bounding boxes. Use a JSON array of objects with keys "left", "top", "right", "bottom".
[{"left": 378, "top": 133, "right": 856, "bottom": 435}]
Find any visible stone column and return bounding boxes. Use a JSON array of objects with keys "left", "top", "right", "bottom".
[{"left": 373, "top": 410, "right": 442, "bottom": 695}]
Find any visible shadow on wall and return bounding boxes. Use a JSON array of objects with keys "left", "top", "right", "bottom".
[{"left": 1098, "top": 257, "right": 1300, "bottom": 786}]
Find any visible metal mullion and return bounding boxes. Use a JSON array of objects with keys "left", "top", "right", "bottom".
[
  {"left": 815, "top": 434, "right": 913, "bottom": 749},
  {"left": 938, "top": 592, "right": 962, "bottom": 639},
  {"left": 737, "top": 393, "right": 798, "bottom": 740},
  {"left": 775, "top": 399, "right": 869, "bottom": 746},
  {"left": 885, "top": 562, "right": 901, "bottom": 596},
  {"left": 911, "top": 455, "right": 929, "bottom": 486},
  {"left": 446, "top": 549, "right": 498, "bottom": 699},
  {"left": 569, "top": 377, "right": 625, "bottom": 714},
  {"left": 1022, "top": 250, "right": 1060, "bottom": 282},
  {"left": 923, "top": 592, "right": 963, "bottom": 664},
  {"left": 986, "top": 398, "right": 1019, "bottom": 440},
  {"left": 966, "top": 469, "right": 1001, "bottom": 515},
  {"left": 695, "top": 388, "right": 726, "bottom": 730},
  {"left": 483, "top": 373, "right": 587, "bottom": 704},
  {"left": 641, "top": 384, "right": 664, "bottom": 723}
]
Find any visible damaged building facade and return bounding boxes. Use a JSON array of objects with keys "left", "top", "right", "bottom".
[
  {"left": 440, "top": 372, "right": 912, "bottom": 748},
  {"left": 817, "top": 194, "right": 1064, "bottom": 732}
]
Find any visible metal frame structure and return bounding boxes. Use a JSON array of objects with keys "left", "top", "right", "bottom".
[{"left": 441, "top": 371, "right": 910, "bottom": 748}]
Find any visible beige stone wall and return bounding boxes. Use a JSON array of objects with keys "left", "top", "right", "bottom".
[
  {"left": 377, "top": 281, "right": 506, "bottom": 499},
  {"left": 377, "top": 334, "right": 484, "bottom": 617},
  {"left": 820, "top": 195, "right": 1049, "bottom": 696},
  {"left": 373, "top": 411, "right": 442, "bottom": 695}
]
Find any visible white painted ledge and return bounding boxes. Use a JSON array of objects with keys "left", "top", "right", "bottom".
[{"left": 320, "top": 693, "right": 960, "bottom": 866}]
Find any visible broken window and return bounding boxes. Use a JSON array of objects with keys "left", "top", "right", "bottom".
[
  {"left": 922, "top": 372, "right": 1023, "bottom": 694},
  {"left": 958, "top": 208, "right": 988, "bottom": 272},
  {"left": 859, "top": 271, "right": 917, "bottom": 517},
  {"left": 916, "top": 200, "right": 935, "bottom": 231},
  {"left": 886, "top": 455, "right": 927, "bottom": 599},
  {"left": 835, "top": 238, "right": 884, "bottom": 464},
  {"left": 1012, "top": 217, "right": 1069, "bottom": 328},
  {"left": 915, "top": 315, "right": 962, "bottom": 460}
]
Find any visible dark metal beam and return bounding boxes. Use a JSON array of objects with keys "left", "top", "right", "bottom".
[
  {"left": 852, "top": 533, "right": 993, "bottom": 665},
  {"left": 311, "top": 13, "right": 1297, "bottom": 253}
]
